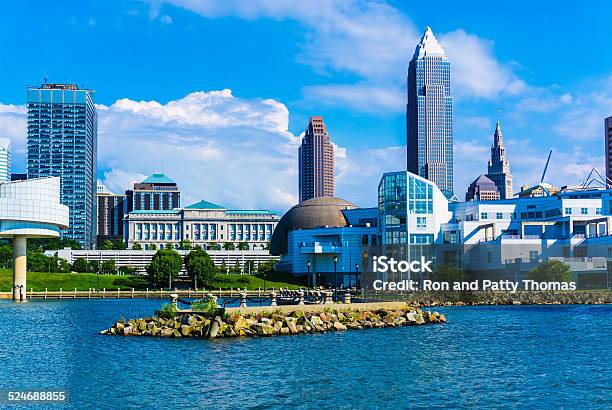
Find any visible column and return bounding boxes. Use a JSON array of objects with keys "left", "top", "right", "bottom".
[{"left": 13, "top": 236, "right": 27, "bottom": 301}]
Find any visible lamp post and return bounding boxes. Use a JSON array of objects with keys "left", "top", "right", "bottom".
[
  {"left": 333, "top": 254, "right": 338, "bottom": 300},
  {"left": 307, "top": 258, "right": 311, "bottom": 291}
]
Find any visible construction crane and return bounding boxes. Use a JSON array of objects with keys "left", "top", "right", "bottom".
[{"left": 540, "top": 149, "right": 552, "bottom": 183}]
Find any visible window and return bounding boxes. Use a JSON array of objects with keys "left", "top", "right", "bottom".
[
  {"left": 529, "top": 251, "right": 538, "bottom": 262},
  {"left": 581, "top": 208, "right": 588, "bottom": 215},
  {"left": 416, "top": 217, "right": 426, "bottom": 229},
  {"left": 565, "top": 208, "right": 572, "bottom": 215},
  {"left": 596, "top": 208, "right": 602, "bottom": 215},
  {"left": 496, "top": 212, "right": 503, "bottom": 220},
  {"left": 480, "top": 212, "right": 488, "bottom": 220}
]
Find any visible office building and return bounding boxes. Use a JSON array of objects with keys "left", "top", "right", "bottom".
[
  {"left": 126, "top": 173, "right": 180, "bottom": 212},
  {"left": 97, "top": 183, "right": 127, "bottom": 246},
  {"left": 466, "top": 175, "right": 500, "bottom": 201},
  {"left": 298, "top": 116, "right": 334, "bottom": 202},
  {"left": 606, "top": 116, "right": 612, "bottom": 183},
  {"left": 124, "top": 199, "right": 279, "bottom": 250},
  {"left": 407, "top": 27, "right": 454, "bottom": 197},
  {"left": 0, "top": 138, "right": 10, "bottom": 183},
  {"left": 486, "top": 121, "right": 513, "bottom": 198},
  {"left": 26, "top": 83, "right": 97, "bottom": 248}
]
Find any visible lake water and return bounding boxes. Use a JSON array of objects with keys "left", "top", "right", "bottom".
[{"left": 0, "top": 300, "right": 610, "bottom": 409}]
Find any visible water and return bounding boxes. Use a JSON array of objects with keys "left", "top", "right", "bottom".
[{"left": 0, "top": 300, "right": 610, "bottom": 409}]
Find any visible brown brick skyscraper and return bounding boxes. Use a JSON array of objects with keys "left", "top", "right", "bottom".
[{"left": 299, "top": 116, "right": 335, "bottom": 202}]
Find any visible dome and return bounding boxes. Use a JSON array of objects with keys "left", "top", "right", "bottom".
[{"left": 269, "top": 196, "right": 358, "bottom": 255}]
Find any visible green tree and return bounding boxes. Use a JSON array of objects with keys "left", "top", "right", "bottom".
[
  {"left": 432, "top": 264, "right": 467, "bottom": 283},
  {"left": 257, "top": 259, "right": 277, "bottom": 274},
  {"left": 165, "top": 243, "right": 175, "bottom": 250},
  {"left": 223, "top": 242, "right": 235, "bottom": 251},
  {"left": 146, "top": 249, "right": 182, "bottom": 289},
  {"left": 27, "top": 251, "right": 53, "bottom": 272},
  {"left": 230, "top": 261, "right": 242, "bottom": 274},
  {"left": 89, "top": 260, "right": 100, "bottom": 273},
  {"left": 245, "top": 260, "right": 256, "bottom": 274},
  {"left": 179, "top": 240, "right": 192, "bottom": 250},
  {"left": 208, "top": 242, "right": 221, "bottom": 250},
  {"left": 29, "top": 238, "right": 81, "bottom": 252},
  {"left": 0, "top": 243, "right": 12, "bottom": 268},
  {"left": 184, "top": 249, "right": 217, "bottom": 289},
  {"left": 528, "top": 260, "right": 573, "bottom": 282},
  {"left": 58, "top": 258, "right": 71, "bottom": 273},
  {"left": 71, "top": 257, "right": 89, "bottom": 273},
  {"left": 218, "top": 260, "right": 228, "bottom": 274},
  {"left": 131, "top": 243, "right": 143, "bottom": 250},
  {"left": 100, "top": 240, "right": 114, "bottom": 250},
  {"left": 237, "top": 242, "right": 249, "bottom": 251},
  {"left": 149, "top": 244, "right": 157, "bottom": 251},
  {"left": 112, "top": 240, "right": 126, "bottom": 250},
  {"left": 118, "top": 266, "right": 138, "bottom": 275},
  {"left": 100, "top": 259, "right": 117, "bottom": 275}
]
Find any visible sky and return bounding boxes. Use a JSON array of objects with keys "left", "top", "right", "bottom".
[{"left": 0, "top": 0, "right": 611, "bottom": 212}]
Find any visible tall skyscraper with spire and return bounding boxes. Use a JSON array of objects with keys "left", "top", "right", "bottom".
[
  {"left": 407, "top": 27, "right": 454, "bottom": 197},
  {"left": 486, "top": 121, "right": 513, "bottom": 199},
  {"left": 298, "top": 116, "right": 334, "bottom": 202}
]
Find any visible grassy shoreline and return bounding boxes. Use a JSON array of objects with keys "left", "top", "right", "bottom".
[{"left": 0, "top": 269, "right": 305, "bottom": 292}]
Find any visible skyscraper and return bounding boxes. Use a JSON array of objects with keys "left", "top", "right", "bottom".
[
  {"left": 125, "top": 173, "right": 181, "bottom": 212},
  {"left": 407, "top": 27, "right": 454, "bottom": 197},
  {"left": 298, "top": 116, "right": 334, "bottom": 202},
  {"left": 0, "top": 138, "right": 10, "bottom": 183},
  {"left": 486, "top": 121, "right": 513, "bottom": 199},
  {"left": 606, "top": 116, "right": 612, "bottom": 183},
  {"left": 96, "top": 183, "right": 127, "bottom": 247},
  {"left": 27, "top": 83, "right": 97, "bottom": 248}
]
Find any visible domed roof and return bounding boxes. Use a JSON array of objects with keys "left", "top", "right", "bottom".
[{"left": 269, "top": 196, "right": 357, "bottom": 255}]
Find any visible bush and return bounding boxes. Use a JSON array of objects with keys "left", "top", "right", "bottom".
[
  {"left": 236, "top": 276, "right": 250, "bottom": 284},
  {"left": 190, "top": 297, "right": 218, "bottom": 314},
  {"left": 159, "top": 303, "right": 177, "bottom": 319}
]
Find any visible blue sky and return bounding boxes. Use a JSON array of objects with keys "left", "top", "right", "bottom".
[{"left": 1, "top": 0, "right": 611, "bottom": 211}]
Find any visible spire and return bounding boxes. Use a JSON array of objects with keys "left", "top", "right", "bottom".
[
  {"left": 493, "top": 121, "right": 503, "bottom": 146},
  {"left": 413, "top": 26, "right": 445, "bottom": 59}
]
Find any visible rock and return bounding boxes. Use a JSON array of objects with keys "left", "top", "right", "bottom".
[
  {"left": 285, "top": 317, "right": 299, "bottom": 334},
  {"left": 333, "top": 322, "right": 347, "bottom": 331},
  {"left": 208, "top": 319, "right": 221, "bottom": 339},
  {"left": 280, "top": 327, "right": 290, "bottom": 335},
  {"left": 172, "top": 329, "right": 181, "bottom": 338},
  {"left": 180, "top": 325, "right": 192, "bottom": 336},
  {"left": 251, "top": 323, "right": 275, "bottom": 336},
  {"left": 233, "top": 316, "right": 249, "bottom": 333},
  {"left": 310, "top": 316, "right": 323, "bottom": 326},
  {"left": 123, "top": 326, "right": 133, "bottom": 335},
  {"left": 160, "top": 328, "right": 173, "bottom": 337},
  {"left": 138, "top": 321, "right": 146, "bottom": 332},
  {"left": 319, "top": 312, "right": 329, "bottom": 322},
  {"left": 115, "top": 322, "right": 124, "bottom": 331}
]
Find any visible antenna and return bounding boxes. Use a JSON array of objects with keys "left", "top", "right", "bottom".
[
  {"left": 43, "top": 76, "right": 48, "bottom": 84},
  {"left": 540, "top": 149, "right": 552, "bottom": 183}
]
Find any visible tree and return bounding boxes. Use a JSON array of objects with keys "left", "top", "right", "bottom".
[
  {"left": 245, "top": 260, "right": 256, "bottom": 274},
  {"left": 237, "top": 242, "right": 249, "bottom": 251},
  {"left": 0, "top": 244, "right": 12, "bottom": 268},
  {"left": 118, "top": 266, "right": 138, "bottom": 276},
  {"left": 165, "top": 243, "right": 174, "bottom": 251},
  {"left": 131, "top": 243, "right": 143, "bottom": 250},
  {"left": 100, "top": 259, "right": 117, "bottom": 275},
  {"left": 100, "top": 240, "right": 114, "bottom": 250},
  {"left": 432, "top": 264, "right": 467, "bottom": 283},
  {"left": 29, "top": 237, "right": 81, "bottom": 252},
  {"left": 184, "top": 249, "right": 217, "bottom": 289},
  {"left": 179, "top": 240, "right": 192, "bottom": 250},
  {"left": 223, "top": 242, "right": 235, "bottom": 251},
  {"left": 112, "top": 240, "right": 126, "bottom": 250},
  {"left": 27, "top": 251, "right": 53, "bottom": 272},
  {"left": 58, "top": 258, "right": 71, "bottom": 273},
  {"left": 72, "top": 258, "right": 89, "bottom": 273},
  {"left": 528, "top": 260, "right": 573, "bottom": 282},
  {"left": 208, "top": 242, "right": 221, "bottom": 250},
  {"left": 257, "top": 259, "right": 277, "bottom": 274},
  {"left": 149, "top": 244, "right": 157, "bottom": 250},
  {"left": 89, "top": 260, "right": 100, "bottom": 273},
  {"left": 218, "top": 261, "right": 228, "bottom": 274},
  {"left": 230, "top": 261, "right": 242, "bottom": 274},
  {"left": 146, "top": 249, "right": 182, "bottom": 289}
]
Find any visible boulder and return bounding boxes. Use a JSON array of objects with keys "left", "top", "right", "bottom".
[
  {"left": 180, "top": 325, "right": 192, "bottom": 336},
  {"left": 251, "top": 323, "right": 275, "bottom": 336},
  {"left": 333, "top": 322, "right": 347, "bottom": 331},
  {"left": 285, "top": 317, "right": 299, "bottom": 334}
]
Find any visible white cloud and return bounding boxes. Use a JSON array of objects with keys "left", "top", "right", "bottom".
[
  {"left": 151, "top": 0, "right": 526, "bottom": 112},
  {"left": 439, "top": 30, "right": 526, "bottom": 99}
]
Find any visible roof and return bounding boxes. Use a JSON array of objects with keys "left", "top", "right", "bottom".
[
  {"left": 269, "top": 196, "right": 358, "bottom": 255},
  {"left": 128, "top": 209, "right": 181, "bottom": 215},
  {"left": 226, "top": 210, "right": 278, "bottom": 215},
  {"left": 413, "top": 26, "right": 445, "bottom": 59},
  {"left": 185, "top": 200, "right": 225, "bottom": 210},
  {"left": 142, "top": 173, "right": 175, "bottom": 184}
]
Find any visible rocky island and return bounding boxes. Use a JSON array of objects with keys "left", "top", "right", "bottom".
[{"left": 100, "top": 302, "right": 446, "bottom": 339}]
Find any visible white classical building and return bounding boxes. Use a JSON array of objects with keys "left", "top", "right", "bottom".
[
  {"left": 0, "top": 177, "right": 69, "bottom": 300},
  {"left": 124, "top": 200, "right": 279, "bottom": 250}
]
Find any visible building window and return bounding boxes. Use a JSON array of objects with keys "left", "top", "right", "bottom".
[
  {"left": 416, "top": 217, "right": 426, "bottom": 229},
  {"left": 565, "top": 208, "right": 572, "bottom": 215},
  {"left": 581, "top": 208, "right": 588, "bottom": 215},
  {"left": 529, "top": 251, "right": 538, "bottom": 262},
  {"left": 480, "top": 212, "right": 488, "bottom": 220},
  {"left": 596, "top": 208, "right": 602, "bottom": 215},
  {"left": 496, "top": 212, "right": 503, "bottom": 220}
]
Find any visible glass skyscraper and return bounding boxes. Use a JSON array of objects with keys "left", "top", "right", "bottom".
[
  {"left": 27, "top": 83, "right": 97, "bottom": 248},
  {"left": 0, "top": 138, "right": 10, "bottom": 183},
  {"left": 407, "top": 27, "right": 454, "bottom": 198}
]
